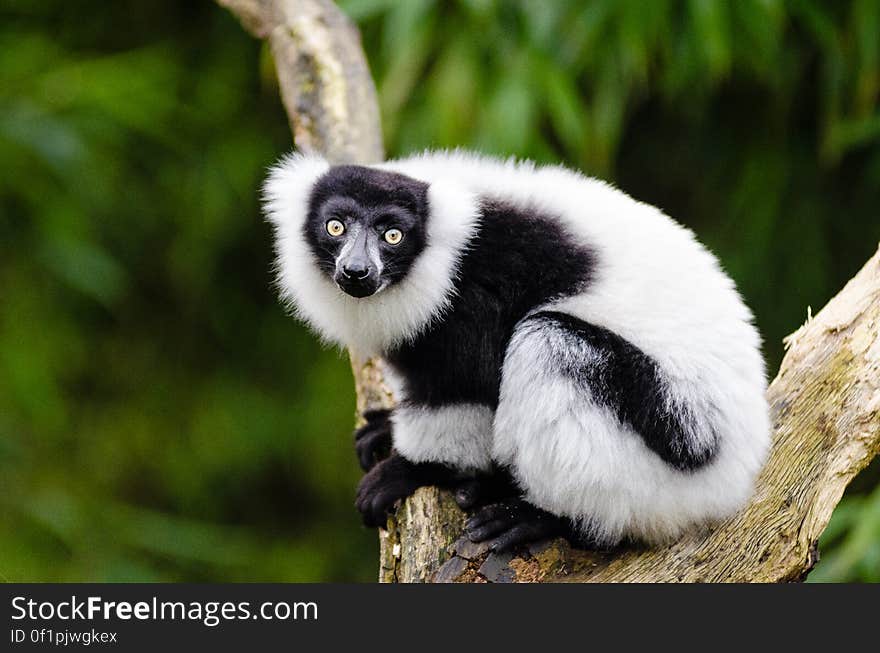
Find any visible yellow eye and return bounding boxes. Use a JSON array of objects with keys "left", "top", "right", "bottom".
[
  {"left": 326, "top": 219, "right": 345, "bottom": 236},
  {"left": 384, "top": 228, "right": 403, "bottom": 245}
]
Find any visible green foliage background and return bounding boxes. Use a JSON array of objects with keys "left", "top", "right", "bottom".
[{"left": 0, "top": 0, "right": 878, "bottom": 582}]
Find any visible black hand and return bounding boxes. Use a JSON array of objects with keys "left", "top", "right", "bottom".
[
  {"left": 464, "top": 498, "right": 570, "bottom": 552},
  {"left": 355, "top": 453, "right": 455, "bottom": 528},
  {"left": 354, "top": 409, "right": 393, "bottom": 471}
]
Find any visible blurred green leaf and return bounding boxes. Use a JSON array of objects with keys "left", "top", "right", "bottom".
[{"left": 688, "top": 0, "right": 732, "bottom": 79}]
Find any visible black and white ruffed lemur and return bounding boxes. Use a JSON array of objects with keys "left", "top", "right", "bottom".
[{"left": 262, "top": 151, "right": 770, "bottom": 552}]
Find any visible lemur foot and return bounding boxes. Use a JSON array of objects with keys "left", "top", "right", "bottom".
[
  {"left": 454, "top": 469, "right": 519, "bottom": 510},
  {"left": 356, "top": 454, "right": 454, "bottom": 528},
  {"left": 464, "top": 499, "right": 569, "bottom": 553},
  {"left": 354, "top": 409, "right": 393, "bottom": 471}
]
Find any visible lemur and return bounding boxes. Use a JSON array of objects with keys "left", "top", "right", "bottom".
[{"left": 263, "top": 151, "right": 770, "bottom": 552}]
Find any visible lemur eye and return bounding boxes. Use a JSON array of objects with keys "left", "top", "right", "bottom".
[
  {"left": 326, "top": 219, "right": 345, "bottom": 237},
  {"left": 384, "top": 228, "right": 403, "bottom": 245}
]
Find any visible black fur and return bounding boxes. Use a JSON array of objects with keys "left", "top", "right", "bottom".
[
  {"left": 385, "top": 198, "right": 596, "bottom": 408},
  {"left": 464, "top": 497, "right": 595, "bottom": 552},
  {"left": 453, "top": 467, "right": 520, "bottom": 510},
  {"left": 455, "top": 468, "right": 602, "bottom": 551},
  {"left": 521, "top": 311, "right": 719, "bottom": 471},
  {"left": 305, "top": 166, "right": 430, "bottom": 286},
  {"left": 354, "top": 409, "right": 393, "bottom": 471}
]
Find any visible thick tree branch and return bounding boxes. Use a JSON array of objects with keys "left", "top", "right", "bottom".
[{"left": 219, "top": 0, "right": 880, "bottom": 582}]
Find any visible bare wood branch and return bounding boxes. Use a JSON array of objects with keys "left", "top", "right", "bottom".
[
  {"left": 218, "top": 0, "right": 383, "bottom": 164},
  {"left": 219, "top": 0, "right": 880, "bottom": 582}
]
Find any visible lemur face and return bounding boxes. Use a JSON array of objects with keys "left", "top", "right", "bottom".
[{"left": 305, "top": 165, "right": 430, "bottom": 298}]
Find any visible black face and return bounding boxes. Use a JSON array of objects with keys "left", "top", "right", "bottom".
[{"left": 305, "top": 165, "right": 429, "bottom": 298}]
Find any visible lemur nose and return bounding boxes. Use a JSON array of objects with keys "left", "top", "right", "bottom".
[{"left": 342, "top": 263, "right": 370, "bottom": 280}]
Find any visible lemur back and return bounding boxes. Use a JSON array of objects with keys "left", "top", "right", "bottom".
[{"left": 384, "top": 197, "right": 595, "bottom": 409}]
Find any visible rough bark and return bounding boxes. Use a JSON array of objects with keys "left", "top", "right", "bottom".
[{"left": 218, "top": 0, "right": 880, "bottom": 583}]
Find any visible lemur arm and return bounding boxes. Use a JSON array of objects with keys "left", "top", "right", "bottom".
[{"left": 353, "top": 408, "right": 393, "bottom": 472}]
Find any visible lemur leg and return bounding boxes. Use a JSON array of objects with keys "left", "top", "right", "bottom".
[
  {"left": 459, "top": 470, "right": 595, "bottom": 552},
  {"left": 391, "top": 403, "right": 496, "bottom": 472},
  {"left": 355, "top": 453, "right": 458, "bottom": 527},
  {"left": 453, "top": 466, "right": 519, "bottom": 511},
  {"left": 354, "top": 408, "right": 393, "bottom": 471},
  {"left": 487, "top": 311, "right": 720, "bottom": 548},
  {"left": 356, "top": 403, "right": 497, "bottom": 527}
]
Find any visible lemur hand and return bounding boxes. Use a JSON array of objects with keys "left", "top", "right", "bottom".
[
  {"left": 355, "top": 454, "right": 454, "bottom": 528},
  {"left": 354, "top": 408, "right": 393, "bottom": 471}
]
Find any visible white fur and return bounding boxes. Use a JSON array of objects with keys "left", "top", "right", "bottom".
[
  {"left": 265, "top": 149, "right": 771, "bottom": 544},
  {"left": 393, "top": 404, "right": 495, "bottom": 472}
]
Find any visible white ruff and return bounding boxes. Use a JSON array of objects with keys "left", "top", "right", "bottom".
[{"left": 262, "top": 152, "right": 480, "bottom": 356}]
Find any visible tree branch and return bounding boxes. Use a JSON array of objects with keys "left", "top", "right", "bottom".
[{"left": 218, "top": 0, "right": 383, "bottom": 164}]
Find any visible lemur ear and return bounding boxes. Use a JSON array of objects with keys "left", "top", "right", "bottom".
[
  {"left": 262, "top": 152, "right": 330, "bottom": 230},
  {"left": 421, "top": 177, "right": 481, "bottom": 244}
]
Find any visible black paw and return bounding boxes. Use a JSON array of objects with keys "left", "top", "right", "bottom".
[
  {"left": 454, "top": 470, "right": 519, "bottom": 510},
  {"left": 354, "top": 409, "right": 393, "bottom": 471},
  {"left": 355, "top": 454, "right": 453, "bottom": 528},
  {"left": 464, "top": 499, "right": 567, "bottom": 553}
]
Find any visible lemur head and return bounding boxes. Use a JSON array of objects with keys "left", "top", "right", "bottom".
[
  {"left": 305, "top": 165, "right": 430, "bottom": 298},
  {"left": 263, "top": 152, "right": 479, "bottom": 354}
]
